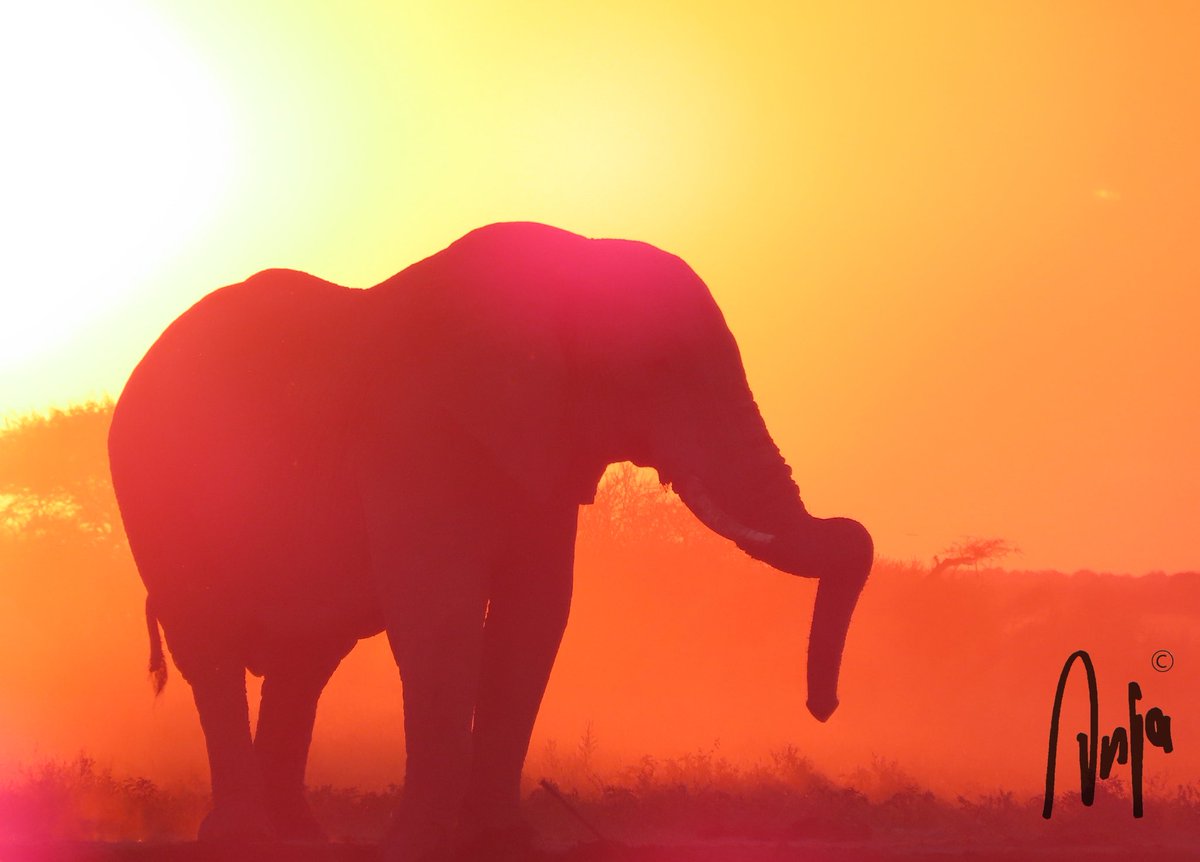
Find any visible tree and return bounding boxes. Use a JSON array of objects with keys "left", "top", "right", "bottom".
[
  {"left": 930, "top": 537, "right": 1019, "bottom": 576},
  {"left": 0, "top": 400, "right": 121, "bottom": 549}
]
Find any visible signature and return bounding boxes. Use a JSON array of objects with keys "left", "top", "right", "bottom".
[{"left": 1042, "top": 650, "right": 1173, "bottom": 818}]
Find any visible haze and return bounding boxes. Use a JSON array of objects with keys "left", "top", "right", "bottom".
[{"left": 2, "top": 1, "right": 1197, "bottom": 574}]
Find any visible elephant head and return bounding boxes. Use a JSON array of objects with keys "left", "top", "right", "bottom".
[{"left": 371, "top": 223, "right": 872, "bottom": 720}]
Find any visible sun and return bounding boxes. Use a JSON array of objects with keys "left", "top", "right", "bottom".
[{"left": 0, "top": 0, "right": 234, "bottom": 370}]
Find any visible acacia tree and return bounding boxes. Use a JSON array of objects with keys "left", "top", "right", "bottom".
[
  {"left": 930, "top": 537, "right": 1019, "bottom": 576},
  {"left": 579, "top": 461, "right": 709, "bottom": 548}
]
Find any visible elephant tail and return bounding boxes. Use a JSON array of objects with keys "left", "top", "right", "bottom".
[{"left": 145, "top": 597, "right": 168, "bottom": 695}]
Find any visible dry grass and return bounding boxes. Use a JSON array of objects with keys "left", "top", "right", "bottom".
[{"left": 4, "top": 748, "right": 1199, "bottom": 850}]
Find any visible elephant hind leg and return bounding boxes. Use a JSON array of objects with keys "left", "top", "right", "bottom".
[
  {"left": 184, "top": 658, "right": 271, "bottom": 842},
  {"left": 254, "top": 640, "right": 354, "bottom": 841}
]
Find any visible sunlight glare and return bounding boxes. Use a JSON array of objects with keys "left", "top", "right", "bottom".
[{"left": 0, "top": 0, "right": 234, "bottom": 368}]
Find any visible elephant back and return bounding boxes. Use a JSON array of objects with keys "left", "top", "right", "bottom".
[{"left": 109, "top": 269, "right": 371, "bottom": 603}]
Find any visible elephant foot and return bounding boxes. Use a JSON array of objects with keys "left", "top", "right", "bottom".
[
  {"left": 454, "top": 819, "right": 544, "bottom": 862},
  {"left": 197, "top": 800, "right": 273, "bottom": 844},
  {"left": 266, "top": 793, "right": 327, "bottom": 842},
  {"left": 382, "top": 814, "right": 454, "bottom": 862}
]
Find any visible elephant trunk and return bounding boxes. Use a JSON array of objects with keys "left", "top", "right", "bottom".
[
  {"left": 670, "top": 392, "right": 872, "bottom": 722},
  {"left": 798, "top": 517, "right": 872, "bottom": 720}
]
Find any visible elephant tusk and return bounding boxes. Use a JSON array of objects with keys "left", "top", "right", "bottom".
[{"left": 675, "top": 474, "right": 775, "bottom": 549}]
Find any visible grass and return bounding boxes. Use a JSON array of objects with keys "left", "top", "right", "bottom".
[{"left": 4, "top": 747, "right": 1199, "bottom": 849}]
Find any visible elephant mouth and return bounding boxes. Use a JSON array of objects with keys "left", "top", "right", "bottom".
[{"left": 671, "top": 474, "right": 776, "bottom": 551}]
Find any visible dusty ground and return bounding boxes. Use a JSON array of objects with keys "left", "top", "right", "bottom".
[{"left": 6, "top": 839, "right": 1200, "bottom": 862}]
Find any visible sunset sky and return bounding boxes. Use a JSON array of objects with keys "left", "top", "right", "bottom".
[{"left": 2, "top": 1, "right": 1197, "bottom": 575}]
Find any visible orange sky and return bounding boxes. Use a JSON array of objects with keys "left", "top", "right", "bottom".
[{"left": 2, "top": 1, "right": 1198, "bottom": 574}]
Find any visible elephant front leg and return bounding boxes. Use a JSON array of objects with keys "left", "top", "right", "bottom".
[
  {"left": 463, "top": 503, "right": 577, "bottom": 853},
  {"left": 380, "top": 554, "right": 490, "bottom": 860}
]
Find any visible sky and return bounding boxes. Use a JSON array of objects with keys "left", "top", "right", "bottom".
[{"left": 1, "top": 0, "right": 1197, "bottom": 574}]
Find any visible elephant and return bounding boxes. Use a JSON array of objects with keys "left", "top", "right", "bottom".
[{"left": 107, "top": 222, "right": 872, "bottom": 857}]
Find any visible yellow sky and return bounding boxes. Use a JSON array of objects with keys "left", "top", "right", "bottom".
[{"left": 2, "top": 1, "right": 1197, "bottom": 573}]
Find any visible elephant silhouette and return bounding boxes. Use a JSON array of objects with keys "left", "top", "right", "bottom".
[{"left": 108, "top": 222, "right": 872, "bottom": 856}]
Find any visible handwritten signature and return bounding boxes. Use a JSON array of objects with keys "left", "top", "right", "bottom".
[{"left": 1043, "top": 650, "right": 1173, "bottom": 818}]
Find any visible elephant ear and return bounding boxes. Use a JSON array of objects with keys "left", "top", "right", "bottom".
[
  {"left": 441, "top": 322, "right": 577, "bottom": 504},
  {"left": 383, "top": 273, "right": 581, "bottom": 506}
]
